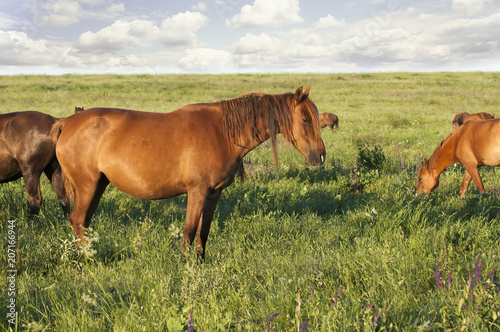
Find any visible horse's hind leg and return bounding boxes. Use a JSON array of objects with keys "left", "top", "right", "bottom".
[
  {"left": 69, "top": 173, "right": 109, "bottom": 245},
  {"left": 21, "top": 169, "right": 43, "bottom": 215},
  {"left": 463, "top": 165, "right": 486, "bottom": 196}
]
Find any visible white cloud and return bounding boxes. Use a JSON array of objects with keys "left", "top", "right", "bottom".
[
  {"left": 78, "top": 20, "right": 159, "bottom": 52},
  {"left": 314, "top": 14, "right": 346, "bottom": 29},
  {"left": 0, "top": 30, "right": 67, "bottom": 66},
  {"left": 41, "top": 0, "right": 82, "bottom": 27},
  {"left": 226, "top": 0, "right": 303, "bottom": 29},
  {"left": 160, "top": 11, "right": 208, "bottom": 47},
  {"left": 191, "top": 2, "right": 207, "bottom": 11},
  {"left": 452, "top": 0, "right": 500, "bottom": 16},
  {"left": 178, "top": 48, "right": 233, "bottom": 71},
  {"left": 107, "top": 3, "right": 125, "bottom": 14}
]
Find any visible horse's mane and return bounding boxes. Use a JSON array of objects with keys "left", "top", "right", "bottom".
[
  {"left": 221, "top": 93, "right": 301, "bottom": 167},
  {"left": 222, "top": 93, "right": 296, "bottom": 143}
]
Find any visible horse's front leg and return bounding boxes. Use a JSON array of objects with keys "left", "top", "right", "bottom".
[
  {"left": 459, "top": 171, "right": 472, "bottom": 197},
  {"left": 183, "top": 187, "right": 208, "bottom": 259},
  {"left": 197, "top": 189, "right": 222, "bottom": 260}
]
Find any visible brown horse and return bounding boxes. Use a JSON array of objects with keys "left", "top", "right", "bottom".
[
  {"left": 0, "top": 111, "right": 70, "bottom": 215},
  {"left": 319, "top": 112, "right": 339, "bottom": 130},
  {"left": 52, "top": 86, "right": 326, "bottom": 259},
  {"left": 417, "top": 118, "right": 500, "bottom": 196},
  {"left": 74, "top": 106, "right": 84, "bottom": 113},
  {"left": 451, "top": 112, "right": 494, "bottom": 130}
]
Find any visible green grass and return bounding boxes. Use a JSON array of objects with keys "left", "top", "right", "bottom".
[{"left": 1, "top": 73, "right": 500, "bottom": 331}]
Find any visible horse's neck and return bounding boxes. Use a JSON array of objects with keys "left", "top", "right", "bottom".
[
  {"left": 429, "top": 134, "right": 457, "bottom": 176},
  {"left": 232, "top": 127, "right": 272, "bottom": 158}
]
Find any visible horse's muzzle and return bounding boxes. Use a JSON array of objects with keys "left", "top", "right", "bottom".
[{"left": 308, "top": 151, "right": 326, "bottom": 166}]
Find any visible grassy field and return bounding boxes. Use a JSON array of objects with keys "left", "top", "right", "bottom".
[{"left": 1, "top": 72, "right": 500, "bottom": 331}]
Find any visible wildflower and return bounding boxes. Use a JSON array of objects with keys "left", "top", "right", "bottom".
[
  {"left": 468, "top": 269, "right": 474, "bottom": 292},
  {"left": 374, "top": 309, "right": 388, "bottom": 324},
  {"left": 300, "top": 318, "right": 310, "bottom": 332},
  {"left": 308, "top": 286, "right": 315, "bottom": 301},
  {"left": 447, "top": 269, "right": 453, "bottom": 288},
  {"left": 188, "top": 310, "right": 196, "bottom": 332},
  {"left": 265, "top": 312, "right": 281, "bottom": 332},
  {"left": 475, "top": 256, "right": 482, "bottom": 285},
  {"left": 435, "top": 263, "right": 443, "bottom": 289}
]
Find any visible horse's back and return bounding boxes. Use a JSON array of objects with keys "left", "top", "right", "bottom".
[{"left": 56, "top": 106, "right": 230, "bottom": 199}]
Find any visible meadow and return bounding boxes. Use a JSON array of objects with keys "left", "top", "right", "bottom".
[{"left": 1, "top": 72, "right": 500, "bottom": 331}]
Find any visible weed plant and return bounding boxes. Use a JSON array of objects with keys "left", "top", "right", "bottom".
[{"left": 1, "top": 73, "right": 500, "bottom": 330}]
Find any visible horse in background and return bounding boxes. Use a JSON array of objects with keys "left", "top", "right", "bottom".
[
  {"left": 417, "top": 118, "right": 500, "bottom": 197},
  {"left": 451, "top": 112, "right": 494, "bottom": 130},
  {"left": 0, "top": 111, "right": 70, "bottom": 215},
  {"left": 52, "top": 86, "right": 326, "bottom": 260},
  {"left": 319, "top": 113, "right": 339, "bottom": 130},
  {"left": 74, "top": 106, "right": 85, "bottom": 113}
]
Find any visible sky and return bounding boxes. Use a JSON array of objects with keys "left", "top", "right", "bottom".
[{"left": 0, "top": 0, "right": 499, "bottom": 75}]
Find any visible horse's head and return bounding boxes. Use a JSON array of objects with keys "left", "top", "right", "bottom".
[
  {"left": 75, "top": 106, "right": 85, "bottom": 113},
  {"left": 416, "top": 158, "right": 439, "bottom": 195},
  {"left": 289, "top": 86, "right": 326, "bottom": 166}
]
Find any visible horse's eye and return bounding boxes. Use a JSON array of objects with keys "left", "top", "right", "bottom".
[
  {"left": 418, "top": 178, "right": 422, "bottom": 182},
  {"left": 302, "top": 118, "right": 311, "bottom": 124}
]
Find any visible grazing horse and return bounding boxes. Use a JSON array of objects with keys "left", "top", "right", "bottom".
[
  {"left": 319, "top": 113, "right": 339, "bottom": 130},
  {"left": 0, "top": 111, "right": 70, "bottom": 215},
  {"left": 451, "top": 112, "right": 494, "bottom": 130},
  {"left": 52, "top": 86, "right": 326, "bottom": 259},
  {"left": 417, "top": 118, "right": 500, "bottom": 197}
]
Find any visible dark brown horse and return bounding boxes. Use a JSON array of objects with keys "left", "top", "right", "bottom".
[
  {"left": 319, "top": 112, "right": 339, "bottom": 130},
  {"left": 451, "top": 112, "right": 494, "bottom": 130},
  {"left": 1, "top": 111, "right": 70, "bottom": 215},
  {"left": 74, "top": 106, "right": 85, "bottom": 113},
  {"left": 52, "top": 86, "right": 326, "bottom": 259},
  {"left": 417, "top": 118, "right": 500, "bottom": 196}
]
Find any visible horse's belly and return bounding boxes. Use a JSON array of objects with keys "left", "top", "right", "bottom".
[{"left": 102, "top": 164, "right": 186, "bottom": 200}]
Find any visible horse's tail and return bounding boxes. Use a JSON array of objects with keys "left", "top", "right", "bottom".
[
  {"left": 50, "top": 120, "right": 76, "bottom": 202},
  {"left": 335, "top": 117, "right": 339, "bottom": 129},
  {"left": 50, "top": 119, "right": 64, "bottom": 142}
]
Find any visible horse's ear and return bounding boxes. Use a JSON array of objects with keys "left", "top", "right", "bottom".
[
  {"left": 303, "top": 86, "right": 310, "bottom": 97},
  {"left": 294, "top": 86, "right": 304, "bottom": 103},
  {"left": 294, "top": 86, "right": 310, "bottom": 103},
  {"left": 422, "top": 158, "right": 429, "bottom": 169}
]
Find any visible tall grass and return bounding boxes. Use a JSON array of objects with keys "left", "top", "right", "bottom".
[{"left": 1, "top": 73, "right": 500, "bottom": 331}]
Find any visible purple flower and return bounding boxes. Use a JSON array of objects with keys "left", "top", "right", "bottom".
[
  {"left": 338, "top": 284, "right": 342, "bottom": 297},
  {"left": 331, "top": 295, "right": 338, "bottom": 309},
  {"left": 265, "top": 312, "right": 281, "bottom": 331},
  {"left": 447, "top": 269, "right": 453, "bottom": 288},
  {"left": 308, "top": 286, "right": 315, "bottom": 301},
  {"left": 300, "top": 318, "right": 310, "bottom": 332},
  {"left": 475, "top": 256, "right": 483, "bottom": 285},
  {"left": 188, "top": 310, "right": 196, "bottom": 332},
  {"left": 374, "top": 309, "right": 388, "bottom": 324},
  {"left": 468, "top": 269, "right": 474, "bottom": 292},
  {"left": 435, "top": 263, "right": 443, "bottom": 289}
]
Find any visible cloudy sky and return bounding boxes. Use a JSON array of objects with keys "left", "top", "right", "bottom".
[{"left": 1, "top": 0, "right": 499, "bottom": 74}]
